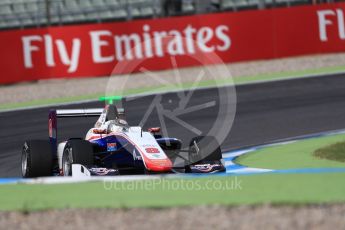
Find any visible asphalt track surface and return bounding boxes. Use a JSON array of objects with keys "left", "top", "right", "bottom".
[{"left": 1, "top": 73, "right": 345, "bottom": 177}]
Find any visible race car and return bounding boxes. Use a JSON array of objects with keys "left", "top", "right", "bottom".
[{"left": 21, "top": 104, "right": 225, "bottom": 178}]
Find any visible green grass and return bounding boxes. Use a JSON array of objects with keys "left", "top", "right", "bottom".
[
  {"left": 1, "top": 173, "right": 345, "bottom": 211},
  {"left": 1, "top": 64, "right": 345, "bottom": 111},
  {"left": 0, "top": 93, "right": 104, "bottom": 111},
  {"left": 233, "top": 64, "right": 345, "bottom": 85},
  {"left": 314, "top": 141, "right": 345, "bottom": 162},
  {"left": 235, "top": 133, "right": 345, "bottom": 170}
]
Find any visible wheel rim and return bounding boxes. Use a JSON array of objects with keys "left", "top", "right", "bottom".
[
  {"left": 21, "top": 148, "right": 28, "bottom": 177},
  {"left": 63, "top": 148, "right": 73, "bottom": 176}
]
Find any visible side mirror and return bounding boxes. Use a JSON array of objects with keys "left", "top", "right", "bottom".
[
  {"left": 93, "top": 129, "right": 107, "bottom": 134},
  {"left": 148, "top": 127, "right": 161, "bottom": 133}
]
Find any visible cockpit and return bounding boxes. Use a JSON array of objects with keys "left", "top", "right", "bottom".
[
  {"left": 104, "top": 104, "right": 129, "bottom": 132},
  {"left": 107, "top": 119, "right": 129, "bottom": 133}
]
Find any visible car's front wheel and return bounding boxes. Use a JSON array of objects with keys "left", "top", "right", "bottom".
[{"left": 62, "top": 139, "right": 94, "bottom": 176}]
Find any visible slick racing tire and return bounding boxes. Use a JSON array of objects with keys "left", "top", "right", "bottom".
[
  {"left": 22, "top": 140, "right": 53, "bottom": 178},
  {"left": 188, "top": 136, "right": 222, "bottom": 164},
  {"left": 62, "top": 139, "right": 94, "bottom": 176}
]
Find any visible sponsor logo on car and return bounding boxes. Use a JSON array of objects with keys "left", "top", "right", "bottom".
[
  {"left": 142, "top": 144, "right": 156, "bottom": 148},
  {"left": 189, "top": 163, "right": 225, "bottom": 173},
  {"left": 48, "top": 119, "right": 53, "bottom": 138},
  {"left": 145, "top": 147, "right": 160, "bottom": 154},
  {"left": 89, "top": 167, "right": 119, "bottom": 176},
  {"left": 107, "top": 142, "right": 117, "bottom": 151},
  {"left": 152, "top": 154, "right": 161, "bottom": 159}
]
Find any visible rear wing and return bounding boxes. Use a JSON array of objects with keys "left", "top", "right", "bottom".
[
  {"left": 48, "top": 109, "right": 103, "bottom": 155},
  {"left": 53, "top": 109, "right": 104, "bottom": 118},
  {"left": 48, "top": 107, "right": 126, "bottom": 154}
]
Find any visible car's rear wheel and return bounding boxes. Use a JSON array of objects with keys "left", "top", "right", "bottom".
[
  {"left": 62, "top": 140, "right": 94, "bottom": 176},
  {"left": 22, "top": 140, "right": 53, "bottom": 178}
]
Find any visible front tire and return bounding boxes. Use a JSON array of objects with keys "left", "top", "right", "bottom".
[
  {"left": 22, "top": 140, "right": 53, "bottom": 178},
  {"left": 62, "top": 140, "right": 94, "bottom": 176}
]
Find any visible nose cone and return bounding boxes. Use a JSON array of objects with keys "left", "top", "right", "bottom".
[{"left": 145, "top": 158, "right": 173, "bottom": 172}]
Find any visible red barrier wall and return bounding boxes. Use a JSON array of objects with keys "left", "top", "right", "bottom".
[{"left": 1, "top": 3, "right": 345, "bottom": 84}]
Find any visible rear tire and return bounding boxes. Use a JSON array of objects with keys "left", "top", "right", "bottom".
[
  {"left": 22, "top": 140, "right": 53, "bottom": 178},
  {"left": 188, "top": 136, "right": 222, "bottom": 164},
  {"left": 62, "top": 140, "right": 94, "bottom": 176}
]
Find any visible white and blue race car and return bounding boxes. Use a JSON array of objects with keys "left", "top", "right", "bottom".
[{"left": 21, "top": 104, "right": 225, "bottom": 178}]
